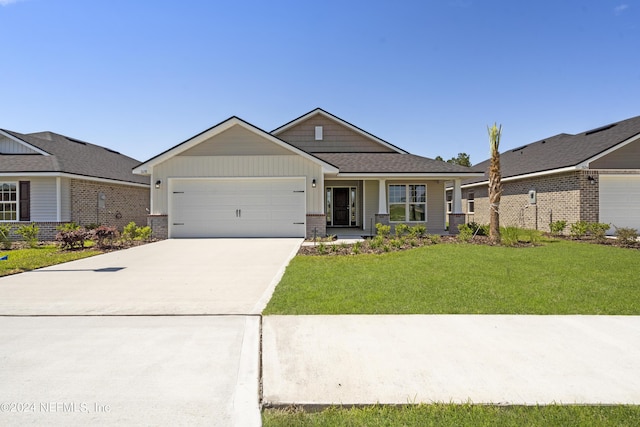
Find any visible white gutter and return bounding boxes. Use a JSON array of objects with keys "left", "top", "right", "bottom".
[
  {"left": 0, "top": 172, "right": 150, "bottom": 188},
  {"left": 461, "top": 166, "right": 581, "bottom": 188}
]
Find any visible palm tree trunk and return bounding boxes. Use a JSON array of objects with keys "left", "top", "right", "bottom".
[{"left": 488, "top": 124, "right": 502, "bottom": 244}]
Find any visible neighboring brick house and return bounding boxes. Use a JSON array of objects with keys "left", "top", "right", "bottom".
[
  {"left": 0, "top": 129, "right": 150, "bottom": 241},
  {"left": 453, "top": 115, "right": 640, "bottom": 234}
]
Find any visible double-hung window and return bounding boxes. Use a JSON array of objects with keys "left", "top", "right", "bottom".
[
  {"left": 389, "top": 184, "right": 426, "bottom": 222},
  {"left": 467, "top": 191, "right": 475, "bottom": 214},
  {"left": 0, "top": 182, "right": 18, "bottom": 221}
]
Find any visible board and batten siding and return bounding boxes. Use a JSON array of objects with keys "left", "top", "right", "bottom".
[
  {"left": 0, "top": 135, "right": 40, "bottom": 154},
  {"left": 363, "top": 179, "right": 379, "bottom": 234},
  {"left": 276, "top": 115, "right": 397, "bottom": 153},
  {"left": 152, "top": 155, "right": 324, "bottom": 214}
]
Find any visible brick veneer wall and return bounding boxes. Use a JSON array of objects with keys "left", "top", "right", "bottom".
[
  {"left": 147, "top": 215, "right": 168, "bottom": 240},
  {"left": 71, "top": 180, "right": 150, "bottom": 230},
  {"left": 306, "top": 214, "right": 326, "bottom": 239},
  {"left": 462, "top": 171, "right": 599, "bottom": 233},
  {"left": 2, "top": 221, "right": 66, "bottom": 242}
]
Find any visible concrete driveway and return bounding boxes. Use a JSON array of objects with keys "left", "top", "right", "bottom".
[
  {"left": 0, "top": 238, "right": 301, "bottom": 315},
  {"left": 0, "top": 238, "right": 302, "bottom": 426}
]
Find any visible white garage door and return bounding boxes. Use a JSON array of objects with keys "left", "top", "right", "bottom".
[
  {"left": 599, "top": 175, "right": 640, "bottom": 234},
  {"left": 169, "top": 178, "right": 306, "bottom": 238}
]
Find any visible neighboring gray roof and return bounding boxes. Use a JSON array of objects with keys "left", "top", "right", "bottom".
[
  {"left": 465, "top": 115, "right": 640, "bottom": 185},
  {"left": 0, "top": 130, "right": 149, "bottom": 185},
  {"left": 314, "top": 152, "right": 483, "bottom": 174}
]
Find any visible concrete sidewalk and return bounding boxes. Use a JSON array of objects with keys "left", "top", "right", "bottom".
[{"left": 262, "top": 315, "right": 640, "bottom": 406}]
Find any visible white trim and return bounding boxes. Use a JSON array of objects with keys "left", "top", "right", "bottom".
[
  {"left": 0, "top": 172, "right": 149, "bottom": 188},
  {"left": 0, "top": 129, "right": 51, "bottom": 156},
  {"left": 461, "top": 166, "right": 580, "bottom": 188},
  {"left": 362, "top": 180, "right": 366, "bottom": 230},
  {"left": 338, "top": 172, "right": 484, "bottom": 179},
  {"left": 0, "top": 180, "right": 19, "bottom": 221},
  {"left": 133, "top": 117, "right": 339, "bottom": 175},
  {"left": 56, "top": 177, "right": 62, "bottom": 222},
  {"left": 387, "top": 183, "right": 427, "bottom": 223},
  {"left": 581, "top": 132, "right": 640, "bottom": 166},
  {"left": 271, "top": 108, "right": 409, "bottom": 154}
]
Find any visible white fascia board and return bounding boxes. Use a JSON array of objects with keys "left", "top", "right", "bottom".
[
  {"left": 0, "top": 172, "right": 149, "bottom": 188},
  {"left": 335, "top": 172, "right": 485, "bottom": 179},
  {"left": 580, "top": 132, "right": 640, "bottom": 167},
  {"left": 461, "top": 166, "right": 580, "bottom": 188},
  {"left": 0, "top": 129, "right": 50, "bottom": 156},
  {"left": 271, "top": 109, "right": 408, "bottom": 154},
  {"left": 132, "top": 117, "right": 338, "bottom": 175}
]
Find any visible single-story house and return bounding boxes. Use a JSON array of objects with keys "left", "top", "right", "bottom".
[
  {"left": 455, "top": 115, "right": 640, "bottom": 234},
  {"left": 133, "top": 108, "right": 483, "bottom": 239},
  {"left": 0, "top": 129, "right": 150, "bottom": 240}
]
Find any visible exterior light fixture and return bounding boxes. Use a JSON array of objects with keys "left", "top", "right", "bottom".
[
  {"left": 312, "top": 179, "right": 317, "bottom": 188},
  {"left": 155, "top": 180, "right": 162, "bottom": 189},
  {"left": 587, "top": 176, "right": 596, "bottom": 185}
]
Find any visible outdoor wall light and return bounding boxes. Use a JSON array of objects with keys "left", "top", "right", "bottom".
[
  {"left": 312, "top": 179, "right": 317, "bottom": 188},
  {"left": 587, "top": 176, "right": 596, "bottom": 185},
  {"left": 155, "top": 180, "right": 162, "bottom": 189}
]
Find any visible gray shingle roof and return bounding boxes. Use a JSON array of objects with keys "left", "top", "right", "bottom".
[
  {"left": 314, "top": 152, "right": 483, "bottom": 174},
  {"left": 465, "top": 115, "right": 640, "bottom": 185},
  {"left": 1, "top": 130, "right": 149, "bottom": 185}
]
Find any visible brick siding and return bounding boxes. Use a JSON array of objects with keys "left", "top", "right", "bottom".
[
  {"left": 462, "top": 170, "right": 600, "bottom": 233},
  {"left": 306, "top": 214, "right": 326, "bottom": 239},
  {"left": 147, "top": 215, "right": 168, "bottom": 240},
  {"left": 70, "top": 180, "right": 149, "bottom": 230}
]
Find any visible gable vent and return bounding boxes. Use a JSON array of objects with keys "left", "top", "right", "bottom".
[
  {"left": 315, "top": 126, "right": 323, "bottom": 140},
  {"left": 585, "top": 123, "right": 616, "bottom": 136}
]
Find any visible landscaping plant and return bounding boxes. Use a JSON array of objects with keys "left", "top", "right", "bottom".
[
  {"left": 615, "top": 227, "right": 638, "bottom": 245},
  {"left": 549, "top": 220, "right": 567, "bottom": 236},
  {"left": 15, "top": 223, "right": 39, "bottom": 248},
  {"left": 0, "top": 223, "right": 12, "bottom": 250},
  {"left": 488, "top": 122, "right": 503, "bottom": 244}
]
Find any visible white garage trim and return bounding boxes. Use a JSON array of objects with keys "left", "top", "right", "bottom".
[
  {"left": 599, "top": 174, "right": 640, "bottom": 234},
  {"left": 168, "top": 177, "right": 307, "bottom": 238}
]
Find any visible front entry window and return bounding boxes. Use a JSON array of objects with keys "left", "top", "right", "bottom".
[{"left": 389, "top": 184, "right": 426, "bottom": 222}]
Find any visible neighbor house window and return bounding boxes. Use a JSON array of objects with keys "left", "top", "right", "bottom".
[
  {"left": 0, "top": 182, "right": 18, "bottom": 221},
  {"left": 446, "top": 190, "right": 453, "bottom": 214},
  {"left": 389, "top": 184, "right": 426, "bottom": 222},
  {"left": 467, "top": 191, "right": 475, "bottom": 214}
]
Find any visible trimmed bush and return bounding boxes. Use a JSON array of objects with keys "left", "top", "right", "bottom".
[
  {"left": 570, "top": 221, "right": 589, "bottom": 240},
  {"left": 615, "top": 227, "right": 638, "bottom": 245},
  {"left": 0, "top": 223, "right": 12, "bottom": 249},
  {"left": 91, "top": 226, "right": 119, "bottom": 249},
  {"left": 549, "top": 220, "right": 567, "bottom": 236},
  {"left": 56, "top": 228, "right": 90, "bottom": 250},
  {"left": 16, "top": 223, "right": 39, "bottom": 248}
]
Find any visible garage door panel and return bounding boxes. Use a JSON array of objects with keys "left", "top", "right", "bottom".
[
  {"left": 599, "top": 175, "right": 640, "bottom": 233},
  {"left": 170, "top": 178, "right": 306, "bottom": 238}
]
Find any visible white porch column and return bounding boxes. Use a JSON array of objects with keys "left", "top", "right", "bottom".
[
  {"left": 56, "top": 177, "right": 62, "bottom": 222},
  {"left": 452, "top": 179, "right": 463, "bottom": 213},
  {"left": 378, "top": 179, "right": 387, "bottom": 214}
]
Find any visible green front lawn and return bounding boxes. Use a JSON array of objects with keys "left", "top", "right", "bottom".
[
  {"left": 264, "top": 240, "right": 640, "bottom": 315},
  {"left": 263, "top": 404, "right": 640, "bottom": 427},
  {"left": 0, "top": 245, "right": 101, "bottom": 276}
]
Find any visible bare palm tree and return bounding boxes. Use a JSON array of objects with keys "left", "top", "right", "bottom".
[{"left": 488, "top": 123, "right": 502, "bottom": 244}]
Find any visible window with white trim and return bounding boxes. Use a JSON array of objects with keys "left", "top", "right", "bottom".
[
  {"left": 467, "top": 191, "right": 475, "bottom": 214},
  {"left": 389, "top": 184, "right": 426, "bottom": 222},
  {"left": 0, "top": 182, "right": 18, "bottom": 221},
  {"left": 446, "top": 190, "right": 453, "bottom": 214}
]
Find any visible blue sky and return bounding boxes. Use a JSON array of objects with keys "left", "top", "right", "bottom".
[{"left": 1, "top": 0, "right": 638, "bottom": 165}]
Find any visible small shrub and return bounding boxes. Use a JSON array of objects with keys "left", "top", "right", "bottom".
[
  {"left": 316, "top": 242, "right": 327, "bottom": 255},
  {"left": 56, "top": 222, "right": 81, "bottom": 232},
  {"left": 409, "top": 224, "right": 426, "bottom": 238},
  {"left": 369, "top": 235, "right": 384, "bottom": 249},
  {"left": 395, "top": 223, "right": 410, "bottom": 237},
  {"left": 570, "top": 221, "right": 589, "bottom": 240},
  {"left": 390, "top": 238, "right": 404, "bottom": 249},
  {"left": 457, "top": 224, "right": 473, "bottom": 243},
  {"left": 549, "top": 220, "right": 567, "bottom": 236},
  {"left": 352, "top": 241, "right": 361, "bottom": 254},
  {"left": 0, "top": 223, "right": 12, "bottom": 249},
  {"left": 56, "top": 228, "right": 90, "bottom": 250},
  {"left": 16, "top": 223, "right": 39, "bottom": 248},
  {"left": 615, "top": 227, "right": 638, "bottom": 245},
  {"left": 588, "top": 223, "right": 610, "bottom": 242},
  {"left": 122, "top": 221, "right": 153, "bottom": 242},
  {"left": 375, "top": 223, "right": 391, "bottom": 237},
  {"left": 501, "top": 226, "right": 520, "bottom": 247},
  {"left": 467, "top": 222, "right": 489, "bottom": 236},
  {"left": 523, "top": 228, "right": 542, "bottom": 244},
  {"left": 91, "top": 226, "right": 119, "bottom": 249},
  {"left": 428, "top": 234, "right": 441, "bottom": 244}
]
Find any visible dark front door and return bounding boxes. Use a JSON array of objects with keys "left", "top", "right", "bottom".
[{"left": 333, "top": 188, "right": 350, "bottom": 226}]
